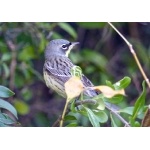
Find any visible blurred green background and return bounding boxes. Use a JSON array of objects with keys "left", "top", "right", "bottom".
[{"left": 0, "top": 22, "right": 150, "bottom": 126}]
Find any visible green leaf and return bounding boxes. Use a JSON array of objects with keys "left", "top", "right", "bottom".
[
  {"left": 64, "top": 115, "right": 77, "bottom": 121},
  {"left": 119, "top": 106, "right": 147, "bottom": 119},
  {"left": 0, "top": 113, "right": 16, "bottom": 125},
  {"left": 77, "top": 108, "right": 88, "bottom": 117},
  {"left": 58, "top": 23, "right": 77, "bottom": 39},
  {"left": 97, "top": 99, "right": 105, "bottom": 110},
  {"left": 106, "top": 80, "right": 114, "bottom": 89},
  {"left": 132, "top": 81, "right": 146, "bottom": 120},
  {"left": 104, "top": 95, "right": 124, "bottom": 104},
  {"left": 134, "top": 121, "right": 140, "bottom": 127},
  {"left": 93, "top": 110, "right": 108, "bottom": 123},
  {"left": 77, "top": 22, "right": 106, "bottom": 29},
  {"left": 84, "top": 107, "right": 100, "bottom": 127},
  {"left": 110, "top": 95, "right": 124, "bottom": 104},
  {"left": 70, "top": 99, "right": 76, "bottom": 112},
  {"left": 113, "top": 76, "right": 131, "bottom": 90},
  {"left": 0, "top": 86, "right": 15, "bottom": 98},
  {"left": 66, "top": 122, "right": 78, "bottom": 127},
  {"left": 0, "top": 99, "right": 18, "bottom": 119},
  {"left": 93, "top": 95, "right": 105, "bottom": 110},
  {"left": 110, "top": 113, "right": 118, "bottom": 127},
  {"left": 0, "top": 121, "right": 9, "bottom": 127},
  {"left": 14, "top": 100, "right": 29, "bottom": 115},
  {"left": 119, "top": 107, "right": 134, "bottom": 115}
]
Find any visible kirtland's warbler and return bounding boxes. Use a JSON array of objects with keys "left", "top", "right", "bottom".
[
  {"left": 43, "top": 39, "right": 98, "bottom": 98},
  {"left": 43, "top": 39, "right": 118, "bottom": 112}
]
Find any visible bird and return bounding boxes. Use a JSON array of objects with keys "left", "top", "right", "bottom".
[
  {"left": 43, "top": 39, "right": 119, "bottom": 111},
  {"left": 43, "top": 39, "right": 99, "bottom": 99}
]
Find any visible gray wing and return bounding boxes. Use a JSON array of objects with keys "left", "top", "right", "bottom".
[
  {"left": 44, "top": 56, "right": 98, "bottom": 97},
  {"left": 44, "top": 56, "right": 74, "bottom": 83},
  {"left": 81, "top": 75, "right": 99, "bottom": 97}
]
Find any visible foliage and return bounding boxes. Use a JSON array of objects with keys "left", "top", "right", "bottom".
[
  {"left": 62, "top": 69, "right": 147, "bottom": 127},
  {"left": 0, "top": 86, "right": 18, "bottom": 126},
  {"left": 0, "top": 22, "right": 150, "bottom": 127}
]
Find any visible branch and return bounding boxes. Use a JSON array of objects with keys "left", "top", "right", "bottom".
[
  {"left": 108, "top": 22, "right": 150, "bottom": 89},
  {"left": 105, "top": 102, "right": 130, "bottom": 127}
]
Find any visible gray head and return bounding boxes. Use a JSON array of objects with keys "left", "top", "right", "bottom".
[{"left": 45, "top": 39, "right": 79, "bottom": 59}]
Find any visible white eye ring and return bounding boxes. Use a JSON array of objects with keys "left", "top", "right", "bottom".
[{"left": 62, "top": 44, "right": 68, "bottom": 49}]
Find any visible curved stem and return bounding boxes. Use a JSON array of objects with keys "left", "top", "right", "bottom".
[
  {"left": 108, "top": 22, "right": 150, "bottom": 89},
  {"left": 59, "top": 100, "right": 69, "bottom": 127}
]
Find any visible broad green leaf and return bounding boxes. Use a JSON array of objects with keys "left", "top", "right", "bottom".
[
  {"left": 108, "top": 95, "right": 124, "bottom": 104},
  {"left": 0, "top": 86, "right": 15, "bottom": 98},
  {"left": 77, "top": 22, "right": 106, "bottom": 29},
  {"left": 64, "top": 115, "right": 77, "bottom": 121},
  {"left": 119, "top": 106, "right": 147, "bottom": 119},
  {"left": 134, "top": 121, "right": 140, "bottom": 127},
  {"left": 58, "top": 23, "right": 77, "bottom": 39},
  {"left": 66, "top": 122, "right": 78, "bottom": 127},
  {"left": 14, "top": 100, "right": 29, "bottom": 115},
  {"left": 70, "top": 99, "right": 76, "bottom": 112},
  {"left": 104, "top": 95, "right": 124, "bottom": 104},
  {"left": 84, "top": 107, "right": 100, "bottom": 127},
  {"left": 106, "top": 80, "right": 114, "bottom": 89},
  {"left": 119, "top": 107, "right": 134, "bottom": 115},
  {"left": 93, "top": 110, "right": 108, "bottom": 123},
  {"left": 93, "top": 95, "right": 105, "bottom": 110},
  {"left": 77, "top": 108, "right": 88, "bottom": 117},
  {"left": 132, "top": 81, "right": 146, "bottom": 120},
  {"left": 113, "top": 77, "right": 131, "bottom": 90},
  {"left": 0, "top": 113, "right": 16, "bottom": 124},
  {"left": 0, "top": 99, "right": 18, "bottom": 119},
  {"left": 97, "top": 99, "right": 105, "bottom": 110},
  {"left": 110, "top": 113, "right": 118, "bottom": 127},
  {"left": 0, "top": 121, "right": 9, "bottom": 127}
]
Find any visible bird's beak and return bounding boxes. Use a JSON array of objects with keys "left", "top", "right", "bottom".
[
  {"left": 66, "top": 42, "right": 80, "bottom": 57},
  {"left": 71, "top": 42, "right": 80, "bottom": 48}
]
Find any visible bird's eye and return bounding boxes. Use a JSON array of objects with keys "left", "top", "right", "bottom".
[{"left": 62, "top": 44, "right": 68, "bottom": 49}]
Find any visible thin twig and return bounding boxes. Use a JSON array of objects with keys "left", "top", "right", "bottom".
[
  {"left": 75, "top": 99, "right": 97, "bottom": 105},
  {"left": 106, "top": 104, "right": 130, "bottom": 127},
  {"left": 59, "top": 101, "right": 69, "bottom": 127},
  {"left": 108, "top": 22, "right": 150, "bottom": 89},
  {"left": 52, "top": 109, "right": 69, "bottom": 127}
]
